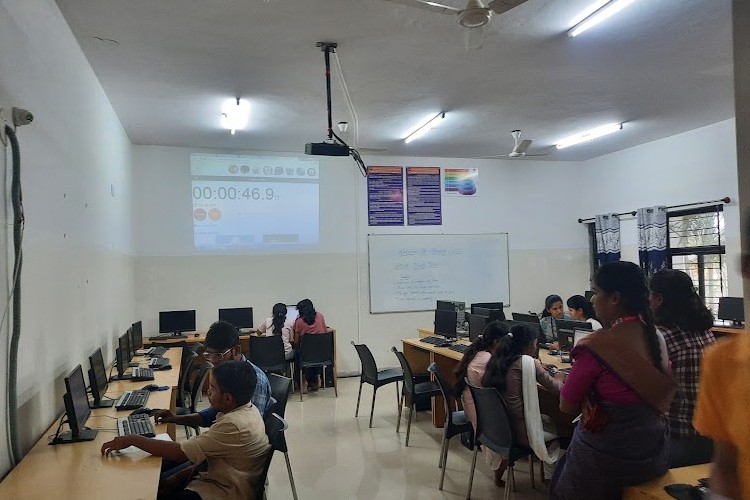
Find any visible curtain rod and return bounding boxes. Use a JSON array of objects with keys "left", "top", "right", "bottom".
[{"left": 577, "top": 197, "right": 731, "bottom": 224}]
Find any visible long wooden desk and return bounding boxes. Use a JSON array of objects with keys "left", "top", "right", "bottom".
[
  {"left": 622, "top": 464, "right": 711, "bottom": 499},
  {"left": 711, "top": 325, "right": 745, "bottom": 338},
  {"left": 0, "top": 348, "right": 183, "bottom": 499}
]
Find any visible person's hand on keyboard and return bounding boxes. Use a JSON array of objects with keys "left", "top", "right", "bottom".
[
  {"left": 153, "top": 409, "right": 178, "bottom": 424},
  {"left": 101, "top": 436, "right": 133, "bottom": 456}
]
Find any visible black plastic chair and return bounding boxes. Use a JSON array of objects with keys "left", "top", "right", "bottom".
[
  {"left": 391, "top": 347, "right": 442, "bottom": 446},
  {"left": 428, "top": 362, "right": 474, "bottom": 490},
  {"left": 176, "top": 361, "right": 213, "bottom": 438},
  {"left": 298, "top": 332, "right": 337, "bottom": 401},
  {"left": 254, "top": 412, "right": 296, "bottom": 500},
  {"left": 267, "top": 373, "right": 293, "bottom": 418},
  {"left": 351, "top": 341, "right": 403, "bottom": 428},
  {"left": 176, "top": 350, "right": 198, "bottom": 407},
  {"left": 249, "top": 335, "right": 287, "bottom": 373},
  {"left": 466, "top": 382, "right": 534, "bottom": 500}
]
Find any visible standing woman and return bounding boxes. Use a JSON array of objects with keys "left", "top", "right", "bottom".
[
  {"left": 539, "top": 294, "right": 570, "bottom": 344},
  {"left": 293, "top": 299, "right": 328, "bottom": 391},
  {"left": 550, "top": 262, "right": 676, "bottom": 500},
  {"left": 649, "top": 269, "right": 715, "bottom": 467},
  {"left": 566, "top": 295, "right": 603, "bottom": 330},
  {"left": 257, "top": 303, "right": 295, "bottom": 361}
]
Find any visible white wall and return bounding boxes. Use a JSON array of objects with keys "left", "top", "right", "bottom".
[{"left": 0, "top": 0, "right": 135, "bottom": 475}]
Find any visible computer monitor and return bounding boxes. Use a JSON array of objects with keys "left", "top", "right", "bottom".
[
  {"left": 159, "top": 309, "right": 196, "bottom": 336},
  {"left": 574, "top": 329, "right": 592, "bottom": 348},
  {"left": 434, "top": 309, "right": 458, "bottom": 339},
  {"left": 467, "top": 313, "right": 489, "bottom": 342},
  {"left": 88, "top": 348, "right": 112, "bottom": 408},
  {"left": 474, "top": 307, "right": 504, "bottom": 321},
  {"left": 120, "top": 332, "right": 132, "bottom": 361},
  {"left": 437, "top": 300, "right": 466, "bottom": 329},
  {"left": 115, "top": 333, "right": 130, "bottom": 379},
  {"left": 512, "top": 312, "right": 540, "bottom": 324},
  {"left": 584, "top": 290, "right": 595, "bottom": 302},
  {"left": 554, "top": 319, "right": 593, "bottom": 336},
  {"left": 126, "top": 327, "right": 136, "bottom": 360},
  {"left": 286, "top": 305, "right": 299, "bottom": 323},
  {"left": 558, "top": 331, "right": 576, "bottom": 353},
  {"left": 218, "top": 307, "right": 254, "bottom": 330},
  {"left": 470, "top": 302, "right": 503, "bottom": 314},
  {"left": 57, "top": 365, "right": 97, "bottom": 444},
  {"left": 131, "top": 321, "right": 143, "bottom": 350},
  {"left": 718, "top": 297, "right": 744, "bottom": 326},
  {"left": 505, "top": 320, "right": 545, "bottom": 345}
]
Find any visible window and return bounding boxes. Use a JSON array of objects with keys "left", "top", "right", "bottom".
[{"left": 667, "top": 205, "right": 726, "bottom": 315}]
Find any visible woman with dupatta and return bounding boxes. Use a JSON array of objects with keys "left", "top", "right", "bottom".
[{"left": 549, "top": 262, "right": 677, "bottom": 500}]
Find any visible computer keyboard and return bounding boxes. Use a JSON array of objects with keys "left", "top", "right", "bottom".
[
  {"left": 115, "top": 390, "right": 150, "bottom": 410},
  {"left": 146, "top": 346, "right": 167, "bottom": 356},
  {"left": 131, "top": 367, "right": 155, "bottom": 381},
  {"left": 117, "top": 414, "right": 156, "bottom": 438},
  {"left": 448, "top": 344, "right": 470, "bottom": 354},
  {"left": 420, "top": 336, "right": 448, "bottom": 345}
]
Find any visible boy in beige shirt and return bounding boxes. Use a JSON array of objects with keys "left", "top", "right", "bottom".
[{"left": 102, "top": 361, "right": 270, "bottom": 499}]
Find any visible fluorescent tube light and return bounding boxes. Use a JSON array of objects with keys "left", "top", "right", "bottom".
[
  {"left": 404, "top": 112, "right": 446, "bottom": 144},
  {"left": 555, "top": 123, "right": 623, "bottom": 149},
  {"left": 221, "top": 98, "right": 250, "bottom": 135},
  {"left": 568, "top": 0, "right": 635, "bottom": 38}
]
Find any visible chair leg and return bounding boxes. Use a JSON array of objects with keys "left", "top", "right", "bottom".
[
  {"left": 439, "top": 436, "right": 450, "bottom": 490},
  {"left": 530, "top": 456, "right": 535, "bottom": 490},
  {"left": 438, "top": 425, "right": 449, "bottom": 468},
  {"left": 333, "top": 365, "right": 338, "bottom": 397},
  {"left": 322, "top": 367, "right": 326, "bottom": 390},
  {"left": 541, "top": 457, "right": 545, "bottom": 483},
  {"left": 299, "top": 369, "right": 304, "bottom": 402},
  {"left": 355, "top": 381, "right": 363, "bottom": 418},
  {"left": 396, "top": 393, "right": 404, "bottom": 433},
  {"left": 369, "top": 387, "right": 377, "bottom": 428},
  {"left": 466, "top": 446, "right": 479, "bottom": 500},
  {"left": 284, "top": 451, "right": 299, "bottom": 500},
  {"left": 405, "top": 404, "right": 414, "bottom": 446},
  {"left": 504, "top": 466, "right": 513, "bottom": 500}
]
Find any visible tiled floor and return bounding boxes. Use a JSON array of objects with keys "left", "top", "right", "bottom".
[{"left": 190, "top": 376, "right": 551, "bottom": 500}]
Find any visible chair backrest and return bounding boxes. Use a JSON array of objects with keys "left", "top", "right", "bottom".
[
  {"left": 391, "top": 347, "right": 415, "bottom": 395},
  {"left": 299, "top": 332, "right": 333, "bottom": 366},
  {"left": 267, "top": 373, "right": 293, "bottom": 418},
  {"left": 189, "top": 361, "right": 213, "bottom": 413},
  {"left": 248, "top": 334, "right": 286, "bottom": 372},
  {"left": 178, "top": 350, "right": 198, "bottom": 406},
  {"left": 254, "top": 412, "right": 289, "bottom": 499},
  {"left": 467, "top": 382, "right": 514, "bottom": 456},
  {"left": 428, "top": 362, "right": 454, "bottom": 424},
  {"left": 351, "top": 342, "right": 379, "bottom": 383}
]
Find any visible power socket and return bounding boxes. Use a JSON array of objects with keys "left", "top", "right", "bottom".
[{"left": 0, "top": 107, "right": 34, "bottom": 146}]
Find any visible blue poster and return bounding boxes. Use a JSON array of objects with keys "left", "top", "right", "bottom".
[
  {"left": 367, "top": 166, "right": 404, "bottom": 226},
  {"left": 406, "top": 167, "right": 442, "bottom": 226}
]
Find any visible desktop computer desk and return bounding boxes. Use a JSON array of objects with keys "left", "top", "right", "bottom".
[
  {"left": 622, "top": 463, "right": 710, "bottom": 499},
  {"left": 0, "top": 349, "right": 182, "bottom": 499},
  {"left": 403, "top": 328, "right": 570, "bottom": 429},
  {"left": 711, "top": 325, "right": 746, "bottom": 338}
]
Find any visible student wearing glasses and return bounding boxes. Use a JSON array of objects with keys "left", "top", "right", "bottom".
[{"left": 155, "top": 321, "right": 273, "bottom": 429}]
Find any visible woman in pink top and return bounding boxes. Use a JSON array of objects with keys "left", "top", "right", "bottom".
[
  {"left": 453, "top": 321, "right": 508, "bottom": 487},
  {"left": 293, "top": 299, "right": 327, "bottom": 391}
]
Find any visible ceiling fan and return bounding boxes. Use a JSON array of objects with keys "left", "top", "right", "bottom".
[
  {"left": 481, "top": 130, "right": 548, "bottom": 158},
  {"left": 382, "top": 0, "right": 529, "bottom": 28}
]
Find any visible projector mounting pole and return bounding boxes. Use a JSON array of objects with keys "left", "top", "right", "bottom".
[{"left": 317, "top": 42, "right": 337, "bottom": 142}]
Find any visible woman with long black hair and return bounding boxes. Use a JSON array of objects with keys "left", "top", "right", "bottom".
[
  {"left": 257, "top": 302, "right": 295, "bottom": 361},
  {"left": 293, "top": 299, "right": 327, "bottom": 392},
  {"left": 566, "top": 294, "right": 603, "bottom": 330}
]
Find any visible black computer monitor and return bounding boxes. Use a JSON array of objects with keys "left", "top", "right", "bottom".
[
  {"left": 584, "top": 290, "right": 595, "bottom": 302},
  {"left": 126, "top": 327, "right": 136, "bottom": 359},
  {"left": 436, "top": 300, "right": 456, "bottom": 311},
  {"left": 57, "top": 365, "right": 97, "bottom": 444},
  {"left": 119, "top": 332, "right": 132, "bottom": 362},
  {"left": 718, "top": 297, "right": 744, "bottom": 326},
  {"left": 115, "top": 334, "right": 130, "bottom": 379},
  {"left": 159, "top": 309, "right": 196, "bottom": 336},
  {"left": 467, "top": 313, "right": 489, "bottom": 342},
  {"left": 554, "top": 319, "right": 593, "bottom": 336},
  {"left": 218, "top": 307, "right": 254, "bottom": 330},
  {"left": 88, "top": 348, "right": 112, "bottom": 408},
  {"left": 474, "top": 307, "right": 504, "bottom": 321},
  {"left": 434, "top": 309, "right": 458, "bottom": 339},
  {"left": 504, "top": 320, "right": 545, "bottom": 345},
  {"left": 512, "top": 312, "right": 540, "bottom": 324},
  {"left": 131, "top": 321, "right": 143, "bottom": 350},
  {"left": 470, "top": 302, "right": 503, "bottom": 314}
]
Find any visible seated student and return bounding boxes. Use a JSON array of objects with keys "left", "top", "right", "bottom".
[
  {"left": 453, "top": 321, "right": 509, "bottom": 488},
  {"left": 157, "top": 321, "right": 273, "bottom": 427},
  {"left": 292, "top": 299, "right": 328, "bottom": 392},
  {"left": 550, "top": 262, "right": 675, "bottom": 500},
  {"left": 101, "top": 361, "right": 271, "bottom": 500},
  {"left": 649, "top": 269, "right": 715, "bottom": 468},
  {"left": 566, "top": 295, "right": 603, "bottom": 330},
  {"left": 257, "top": 302, "right": 295, "bottom": 361},
  {"left": 539, "top": 294, "right": 571, "bottom": 346}
]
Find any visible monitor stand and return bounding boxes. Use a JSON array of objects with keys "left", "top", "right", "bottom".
[
  {"left": 90, "top": 399, "right": 114, "bottom": 409},
  {"left": 55, "top": 428, "right": 98, "bottom": 444}
]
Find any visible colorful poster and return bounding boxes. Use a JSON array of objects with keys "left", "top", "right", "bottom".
[
  {"left": 406, "top": 167, "right": 442, "bottom": 226},
  {"left": 444, "top": 168, "right": 478, "bottom": 196},
  {"left": 367, "top": 166, "right": 404, "bottom": 226}
]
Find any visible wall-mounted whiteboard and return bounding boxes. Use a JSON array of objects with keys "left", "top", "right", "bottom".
[{"left": 368, "top": 234, "right": 510, "bottom": 313}]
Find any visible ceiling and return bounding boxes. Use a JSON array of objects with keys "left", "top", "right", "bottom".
[{"left": 55, "top": 0, "right": 733, "bottom": 161}]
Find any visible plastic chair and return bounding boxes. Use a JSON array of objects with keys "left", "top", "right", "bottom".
[
  {"left": 267, "top": 373, "right": 293, "bottom": 418},
  {"left": 254, "top": 412, "right": 298, "bottom": 500},
  {"left": 466, "top": 382, "right": 534, "bottom": 500},
  {"left": 175, "top": 361, "right": 213, "bottom": 438},
  {"left": 428, "top": 362, "right": 474, "bottom": 490},
  {"left": 351, "top": 341, "right": 403, "bottom": 428},
  {"left": 249, "top": 335, "right": 287, "bottom": 373},
  {"left": 298, "top": 332, "right": 337, "bottom": 401},
  {"left": 176, "top": 350, "right": 198, "bottom": 407},
  {"left": 391, "top": 347, "right": 442, "bottom": 446}
]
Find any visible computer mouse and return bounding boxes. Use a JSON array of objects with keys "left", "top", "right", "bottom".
[
  {"left": 142, "top": 384, "right": 160, "bottom": 391},
  {"left": 156, "top": 364, "right": 172, "bottom": 371},
  {"left": 130, "top": 407, "right": 153, "bottom": 416}
]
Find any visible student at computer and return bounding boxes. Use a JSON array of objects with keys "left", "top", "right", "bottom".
[
  {"left": 540, "top": 294, "right": 570, "bottom": 343},
  {"left": 452, "top": 321, "right": 509, "bottom": 487},
  {"left": 293, "top": 298, "right": 328, "bottom": 392},
  {"left": 566, "top": 295, "right": 603, "bottom": 330},
  {"left": 550, "top": 262, "right": 675, "bottom": 500},
  {"left": 257, "top": 302, "right": 295, "bottom": 361},
  {"left": 156, "top": 321, "right": 273, "bottom": 428},
  {"left": 649, "top": 269, "right": 715, "bottom": 468},
  {"left": 101, "top": 361, "right": 271, "bottom": 500}
]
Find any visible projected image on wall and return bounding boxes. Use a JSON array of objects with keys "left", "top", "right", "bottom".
[{"left": 191, "top": 153, "right": 320, "bottom": 250}]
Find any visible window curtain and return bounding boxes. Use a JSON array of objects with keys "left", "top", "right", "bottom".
[
  {"left": 595, "top": 213, "right": 621, "bottom": 265},
  {"left": 637, "top": 206, "right": 668, "bottom": 277}
]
